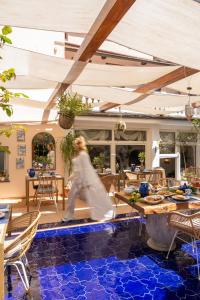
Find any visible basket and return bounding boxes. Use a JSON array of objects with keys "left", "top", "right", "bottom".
[{"left": 58, "top": 112, "right": 74, "bottom": 129}]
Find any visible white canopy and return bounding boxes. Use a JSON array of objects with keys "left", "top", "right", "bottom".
[
  {"left": 1, "top": 0, "right": 200, "bottom": 122},
  {"left": 168, "top": 73, "right": 200, "bottom": 95},
  {"left": 0, "top": 0, "right": 106, "bottom": 33},
  {"left": 110, "top": 0, "right": 200, "bottom": 70},
  {"left": 0, "top": 46, "right": 178, "bottom": 88},
  {"left": 3, "top": 76, "right": 57, "bottom": 89}
]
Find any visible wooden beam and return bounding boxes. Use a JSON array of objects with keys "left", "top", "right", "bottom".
[
  {"left": 42, "top": 0, "right": 136, "bottom": 121},
  {"left": 100, "top": 66, "right": 199, "bottom": 111},
  {"left": 134, "top": 66, "right": 198, "bottom": 94}
]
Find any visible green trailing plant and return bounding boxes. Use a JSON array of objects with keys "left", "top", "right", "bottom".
[
  {"left": 60, "top": 132, "right": 77, "bottom": 175},
  {"left": 0, "top": 25, "right": 28, "bottom": 118},
  {"left": 192, "top": 118, "right": 200, "bottom": 133},
  {"left": 0, "top": 125, "right": 26, "bottom": 138},
  {"left": 57, "top": 92, "right": 91, "bottom": 117}
]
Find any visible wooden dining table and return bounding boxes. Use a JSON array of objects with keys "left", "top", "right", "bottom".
[
  {"left": 0, "top": 205, "right": 11, "bottom": 300},
  {"left": 25, "top": 174, "right": 65, "bottom": 212},
  {"left": 115, "top": 191, "right": 200, "bottom": 251}
]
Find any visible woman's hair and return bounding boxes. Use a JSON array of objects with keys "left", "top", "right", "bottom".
[{"left": 74, "top": 136, "right": 87, "bottom": 151}]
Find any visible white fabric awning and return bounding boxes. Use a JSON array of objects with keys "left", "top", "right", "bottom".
[
  {"left": 0, "top": 105, "right": 56, "bottom": 123},
  {"left": 0, "top": 0, "right": 106, "bottom": 33},
  {"left": 71, "top": 85, "right": 141, "bottom": 104},
  {"left": 1, "top": 46, "right": 178, "bottom": 88},
  {"left": 110, "top": 0, "right": 200, "bottom": 70},
  {"left": 3, "top": 76, "right": 58, "bottom": 89},
  {"left": 167, "top": 72, "right": 200, "bottom": 95}
]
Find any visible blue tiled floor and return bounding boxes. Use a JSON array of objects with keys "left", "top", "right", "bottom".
[{"left": 5, "top": 219, "right": 200, "bottom": 300}]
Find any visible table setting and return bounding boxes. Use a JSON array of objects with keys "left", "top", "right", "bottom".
[{"left": 123, "top": 182, "right": 200, "bottom": 206}]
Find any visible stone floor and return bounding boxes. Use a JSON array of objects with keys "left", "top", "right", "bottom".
[{"left": 4, "top": 218, "right": 200, "bottom": 300}]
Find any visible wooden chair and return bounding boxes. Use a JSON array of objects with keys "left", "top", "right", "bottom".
[
  {"left": 124, "top": 171, "right": 140, "bottom": 187},
  {"left": 35, "top": 174, "right": 59, "bottom": 213},
  {"left": 4, "top": 211, "right": 41, "bottom": 292},
  {"left": 101, "top": 174, "right": 119, "bottom": 208},
  {"left": 101, "top": 174, "right": 117, "bottom": 193},
  {"left": 166, "top": 211, "right": 200, "bottom": 280}
]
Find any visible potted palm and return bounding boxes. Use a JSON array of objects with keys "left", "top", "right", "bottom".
[
  {"left": 138, "top": 151, "right": 145, "bottom": 171},
  {"left": 57, "top": 92, "right": 90, "bottom": 129},
  {"left": 92, "top": 154, "right": 105, "bottom": 173}
]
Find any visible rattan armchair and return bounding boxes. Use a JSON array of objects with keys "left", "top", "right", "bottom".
[
  {"left": 4, "top": 211, "right": 41, "bottom": 292},
  {"left": 7, "top": 211, "right": 39, "bottom": 236},
  {"left": 166, "top": 211, "right": 200, "bottom": 279}
]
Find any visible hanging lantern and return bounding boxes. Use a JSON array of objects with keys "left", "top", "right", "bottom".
[
  {"left": 115, "top": 120, "right": 126, "bottom": 132},
  {"left": 114, "top": 107, "right": 126, "bottom": 132},
  {"left": 185, "top": 104, "right": 194, "bottom": 121},
  {"left": 185, "top": 86, "right": 194, "bottom": 121}
]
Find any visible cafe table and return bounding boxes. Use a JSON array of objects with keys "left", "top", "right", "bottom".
[
  {"left": 25, "top": 174, "right": 65, "bottom": 212},
  {"left": 115, "top": 191, "right": 200, "bottom": 251},
  {"left": 0, "top": 205, "right": 11, "bottom": 300}
]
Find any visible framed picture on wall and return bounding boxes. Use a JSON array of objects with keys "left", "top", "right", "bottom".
[
  {"left": 16, "top": 157, "right": 24, "bottom": 169},
  {"left": 17, "top": 129, "right": 25, "bottom": 142},
  {"left": 17, "top": 144, "right": 26, "bottom": 156}
]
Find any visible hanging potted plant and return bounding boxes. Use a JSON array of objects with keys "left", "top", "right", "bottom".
[{"left": 57, "top": 92, "right": 90, "bottom": 129}]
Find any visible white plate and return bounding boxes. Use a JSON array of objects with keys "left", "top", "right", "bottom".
[
  {"left": 143, "top": 195, "right": 164, "bottom": 205},
  {"left": 172, "top": 195, "right": 190, "bottom": 201},
  {"left": 0, "top": 212, "right": 5, "bottom": 219}
]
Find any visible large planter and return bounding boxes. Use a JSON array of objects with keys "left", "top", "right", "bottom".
[{"left": 58, "top": 112, "right": 74, "bottom": 129}]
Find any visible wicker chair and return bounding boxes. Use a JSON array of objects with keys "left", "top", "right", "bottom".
[
  {"left": 7, "top": 211, "right": 39, "bottom": 236},
  {"left": 35, "top": 174, "right": 59, "bottom": 212},
  {"left": 4, "top": 211, "right": 41, "bottom": 292},
  {"left": 166, "top": 211, "right": 200, "bottom": 280}
]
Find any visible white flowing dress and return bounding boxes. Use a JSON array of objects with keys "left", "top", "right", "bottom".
[{"left": 66, "top": 151, "right": 114, "bottom": 220}]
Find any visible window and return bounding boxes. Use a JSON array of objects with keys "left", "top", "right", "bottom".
[
  {"left": 115, "top": 130, "right": 146, "bottom": 141},
  {"left": 177, "top": 132, "right": 197, "bottom": 170},
  {"left": 87, "top": 145, "right": 111, "bottom": 169},
  {"left": 116, "top": 145, "right": 145, "bottom": 171},
  {"left": 159, "top": 132, "right": 175, "bottom": 154},
  {"left": 180, "top": 145, "right": 196, "bottom": 170},
  {"left": 75, "top": 129, "right": 112, "bottom": 141},
  {"left": 0, "top": 148, "right": 9, "bottom": 181}
]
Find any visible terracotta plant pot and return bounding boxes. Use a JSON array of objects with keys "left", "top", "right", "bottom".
[{"left": 58, "top": 112, "right": 74, "bottom": 129}]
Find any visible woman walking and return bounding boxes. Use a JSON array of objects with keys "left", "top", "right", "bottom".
[{"left": 62, "top": 136, "right": 115, "bottom": 221}]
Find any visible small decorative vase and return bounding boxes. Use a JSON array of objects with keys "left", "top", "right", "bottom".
[
  {"left": 28, "top": 168, "right": 35, "bottom": 178},
  {"left": 139, "top": 182, "right": 149, "bottom": 197},
  {"left": 140, "top": 163, "right": 145, "bottom": 172},
  {"left": 131, "top": 164, "right": 136, "bottom": 172}
]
